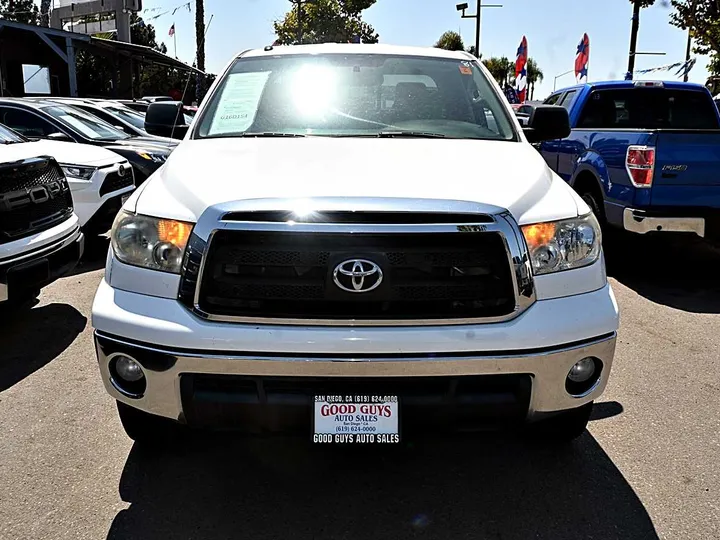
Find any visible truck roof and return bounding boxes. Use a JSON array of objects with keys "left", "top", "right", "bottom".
[
  {"left": 240, "top": 43, "right": 476, "bottom": 61},
  {"left": 553, "top": 80, "right": 710, "bottom": 95}
]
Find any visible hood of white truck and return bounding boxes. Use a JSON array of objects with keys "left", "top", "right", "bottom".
[
  {"left": 2, "top": 140, "right": 122, "bottom": 166},
  {"left": 133, "top": 138, "right": 583, "bottom": 224}
]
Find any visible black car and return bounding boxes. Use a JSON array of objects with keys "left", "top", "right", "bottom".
[
  {"left": 116, "top": 99, "right": 150, "bottom": 114},
  {"left": 0, "top": 98, "right": 177, "bottom": 184}
]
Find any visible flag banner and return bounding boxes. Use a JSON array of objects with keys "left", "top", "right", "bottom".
[
  {"left": 169, "top": 24, "right": 175, "bottom": 37},
  {"left": 575, "top": 33, "right": 590, "bottom": 81},
  {"left": 515, "top": 36, "right": 528, "bottom": 103},
  {"left": 635, "top": 58, "right": 696, "bottom": 77}
]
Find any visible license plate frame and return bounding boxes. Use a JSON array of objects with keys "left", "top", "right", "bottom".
[{"left": 313, "top": 395, "right": 400, "bottom": 444}]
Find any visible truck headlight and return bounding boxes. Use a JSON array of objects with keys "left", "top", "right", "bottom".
[
  {"left": 111, "top": 211, "right": 193, "bottom": 274},
  {"left": 521, "top": 214, "right": 602, "bottom": 275},
  {"left": 60, "top": 165, "right": 97, "bottom": 181}
]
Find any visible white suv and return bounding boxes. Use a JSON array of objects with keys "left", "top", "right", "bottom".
[
  {"left": 1, "top": 123, "right": 134, "bottom": 233},
  {"left": 92, "top": 45, "right": 619, "bottom": 444}
]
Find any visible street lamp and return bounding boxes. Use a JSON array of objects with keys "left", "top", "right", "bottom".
[
  {"left": 290, "top": 0, "right": 317, "bottom": 45},
  {"left": 553, "top": 69, "right": 575, "bottom": 92},
  {"left": 456, "top": 0, "right": 502, "bottom": 58}
]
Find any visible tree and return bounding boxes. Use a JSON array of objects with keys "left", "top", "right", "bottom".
[
  {"left": 466, "top": 45, "right": 479, "bottom": 58},
  {"left": 0, "top": 0, "right": 39, "bottom": 24},
  {"left": 273, "top": 0, "right": 379, "bottom": 45},
  {"left": 627, "top": 0, "right": 656, "bottom": 79},
  {"left": 434, "top": 31, "right": 465, "bottom": 51},
  {"left": 482, "top": 56, "right": 513, "bottom": 85},
  {"left": 670, "top": 0, "right": 720, "bottom": 75},
  {"left": 526, "top": 58, "right": 544, "bottom": 101},
  {"left": 40, "top": 0, "right": 51, "bottom": 27}
]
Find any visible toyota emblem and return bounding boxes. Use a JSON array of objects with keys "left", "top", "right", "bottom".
[{"left": 333, "top": 259, "right": 383, "bottom": 293}]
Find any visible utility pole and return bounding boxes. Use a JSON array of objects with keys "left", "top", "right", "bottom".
[
  {"left": 684, "top": 28, "right": 692, "bottom": 83},
  {"left": 291, "top": 0, "right": 316, "bottom": 45},
  {"left": 627, "top": 0, "right": 641, "bottom": 79},
  {"left": 456, "top": 1, "right": 502, "bottom": 58}
]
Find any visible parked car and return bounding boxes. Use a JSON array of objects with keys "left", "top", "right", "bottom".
[
  {"left": 0, "top": 122, "right": 134, "bottom": 233},
  {"left": 0, "top": 145, "right": 83, "bottom": 307},
  {"left": 47, "top": 98, "right": 156, "bottom": 138},
  {"left": 116, "top": 99, "right": 150, "bottom": 114},
  {"left": 141, "top": 96, "right": 173, "bottom": 103},
  {"left": 538, "top": 80, "right": 720, "bottom": 242},
  {"left": 92, "top": 44, "right": 619, "bottom": 445},
  {"left": 0, "top": 98, "right": 177, "bottom": 184}
]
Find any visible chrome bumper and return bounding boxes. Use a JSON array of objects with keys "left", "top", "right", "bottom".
[
  {"left": 95, "top": 332, "right": 617, "bottom": 423},
  {"left": 623, "top": 208, "right": 705, "bottom": 237},
  {"left": 0, "top": 228, "right": 83, "bottom": 302}
]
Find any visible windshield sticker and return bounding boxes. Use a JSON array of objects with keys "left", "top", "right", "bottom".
[
  {"left": 208, "top": 71, "right": 271, "bottom": 135},
  {"left": 459, "top": 62, "right": 472, "bottom": 75}
]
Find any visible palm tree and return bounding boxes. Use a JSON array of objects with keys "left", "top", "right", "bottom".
[
  {"left": 434, "top": 31, "right": 465, "bottom": 51},
  {"left": 195, "top": 0, "right": 206, "bottom": 100},
  {"left": 627, "top": 0, "right": 656, "bottom": 78},
  {"left": 483, "top": 56, "right": 513, "bottom": 86},
  {"left": 526, "top": 58, "right": 544, "bottom": 101}
]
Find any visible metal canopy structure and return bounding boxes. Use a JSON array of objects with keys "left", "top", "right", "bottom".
[{"left": 0, "top": 18, "right": 201, "bottom": 99}]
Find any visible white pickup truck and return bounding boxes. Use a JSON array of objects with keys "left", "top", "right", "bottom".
[{"left": 92, "top": 45, "right": 619, "bottom": 444}]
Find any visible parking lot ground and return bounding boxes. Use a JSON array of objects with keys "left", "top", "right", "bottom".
[{"left": 0, "top": 233, "right": 719, "bottom": 540}]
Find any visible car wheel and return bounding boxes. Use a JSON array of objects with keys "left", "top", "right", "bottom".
[
  {"left": 530, "top": 402, "right": 593, "bottom": 443},
  {"left": 581, "top": 192, "right": 605, "bottom": 224},
  {"left": 116, "top": 401, "right": 178, "bottom": 446}
]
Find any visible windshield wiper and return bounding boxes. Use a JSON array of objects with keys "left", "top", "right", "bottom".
[
  {"left": 205, "top": 132, "right": 307, "bottom": 139},
  {"left": 376, "top": 131, "right": 446, "bottom": 138}
]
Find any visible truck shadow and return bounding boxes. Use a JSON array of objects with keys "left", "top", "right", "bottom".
[
  {"left": 106, "top": 421, "right": 657, "bottom": 540},
  {"left": 0, "top": 303, "right": 86, "bottom": 392},
  {"left": 605, "top": 231, "right": 720, "bottom": 314}
]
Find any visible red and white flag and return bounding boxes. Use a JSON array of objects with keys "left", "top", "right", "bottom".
[{"left": 168, "top": 24, "right": 175, "bottom": 37}]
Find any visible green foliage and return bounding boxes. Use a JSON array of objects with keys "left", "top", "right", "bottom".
[
  {"left": 434, "top": 31, "right": 465, "bottom": 51},
  {"left": 273, "top": 0, "right": 379, "bottom": 45},
  {"left": 482, "top": 56, "right": 513, "bottom": 85},
  {"left": 0, "top": 0, "right": 39, "bottom": 24},
  {"left": 670, "top": 0, "right": 720, "bottom": 73},
  {"left": 526, "top": 58, "right": 543, "bottom": 100},
  {"left": 630, "top": 0, "right": 656, "bottom": 7},
  {"left": 466, "top": 45, "right": 479, "bottom": 58}
]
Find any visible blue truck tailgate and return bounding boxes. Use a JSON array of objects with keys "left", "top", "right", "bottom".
[{"left": 653, "top": 131, "right": 720, "bottom": 187}]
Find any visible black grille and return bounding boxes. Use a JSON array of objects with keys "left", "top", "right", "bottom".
[
  {"left": 180, "top": 374, "right": 532, "bottom": 432},
  {"left": 188, "top": 230, "right": 516, "bottom": 321},
  {"left": 0, "top": 157, "right": 73, "bottom": 244},
  {"left": 99, "top": 169, "right": 134, "bottom": 197}
]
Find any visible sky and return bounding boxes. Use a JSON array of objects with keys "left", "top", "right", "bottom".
[{"left": 133, "top": 0, "right": 709, "bottom": 100}]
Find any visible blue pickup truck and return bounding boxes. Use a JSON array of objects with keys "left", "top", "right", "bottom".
[{"left": 538, "top": 80, "right": 720, "bottom": 241}]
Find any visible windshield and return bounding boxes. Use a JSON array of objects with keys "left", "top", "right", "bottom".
[
  {"left": 106, "top": 106, "right": 148, "bottom": 130},
  {"left": 43, "top": 105, "right": 130, "bottom": 140},
  {"left": 0, "top": 123, "right": 26, "bottom": 144},
  {"left": 195, "top": 54, "right": 517, "bottom": 140}
]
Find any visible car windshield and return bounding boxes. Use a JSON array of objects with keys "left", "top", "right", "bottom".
[
  {"left": 106, "top": 106, "right": 148, "bottom": 130},
  {"left": 195, "top": 54, "right": 517, "bottom": 140},
  {"left": 42, "top": 105, "right": 131, "bottom": 140},
  {"left": 0, "top": 123, "right": 26, "bottom": 144}
]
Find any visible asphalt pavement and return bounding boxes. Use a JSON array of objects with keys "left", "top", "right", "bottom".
[{"left": 0, "top": 232, "right": 718, "bottom": 540}]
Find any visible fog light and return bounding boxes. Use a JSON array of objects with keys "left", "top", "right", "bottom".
[
  {"left": 115, "top": 355, "right": 144, "bottom": 382},
  {"left": 568, "top": 357, "right": 596, "bottom": 383}
]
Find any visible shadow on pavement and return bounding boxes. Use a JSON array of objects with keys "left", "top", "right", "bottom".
[
  {"left": 68, "top": 236, "right": 109, "bottom": 277},
  {"left": 0, "top": 303, "right": 86, "bottom": 392},
  {"left": 605, "top": 231, "right": 720, "bottom": 314},
  {"left": 589, "top": 400, "right": 624, "bottom": 421},
  {"left": 107, "top": 429, "right": 657, "bottom": 540}
]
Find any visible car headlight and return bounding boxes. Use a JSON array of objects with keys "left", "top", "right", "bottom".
[
  {"left": 60, "top": 165, "right": 97, "bottom": 181},
  {"left": 135, "top": 151, "right": 168, "bottom": 163},
  {"left": 521, "top": 214, "right": 602, "bottom": 275},
  {"left": 111, "top": 211, "right": 193, "bottom": 273}
]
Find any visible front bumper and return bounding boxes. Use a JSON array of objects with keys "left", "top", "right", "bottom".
[
  {"left": 0, "top": 225, "right": 83, "bottom": 302},
  {"left": 95, "top": 332, "right": 615, "bottom": 427},
  {"left": 623, "top": 207, "right": 707, "bottom": 237}
]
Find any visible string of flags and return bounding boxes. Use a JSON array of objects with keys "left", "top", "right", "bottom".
[
  {"left": 131, "top": 1, "right": 192, "bottom": 27},
  {"left": 634, "top": 57, "right": 696, "bottom": 77}
]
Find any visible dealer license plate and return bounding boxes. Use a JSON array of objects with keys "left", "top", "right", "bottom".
[{"left": 313, "top": 395, "right": 400, "bottom": 444}]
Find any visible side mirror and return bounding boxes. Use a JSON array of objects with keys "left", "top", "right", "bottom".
[
  {"left": 46, "top": 132, "right": 73, "bottom": 142},
  {"left": 523, "top": 105, "right": 571, "bottom": 143},
  {"left": 145, "top": 101, "right": 188, "bottom": 139}
]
